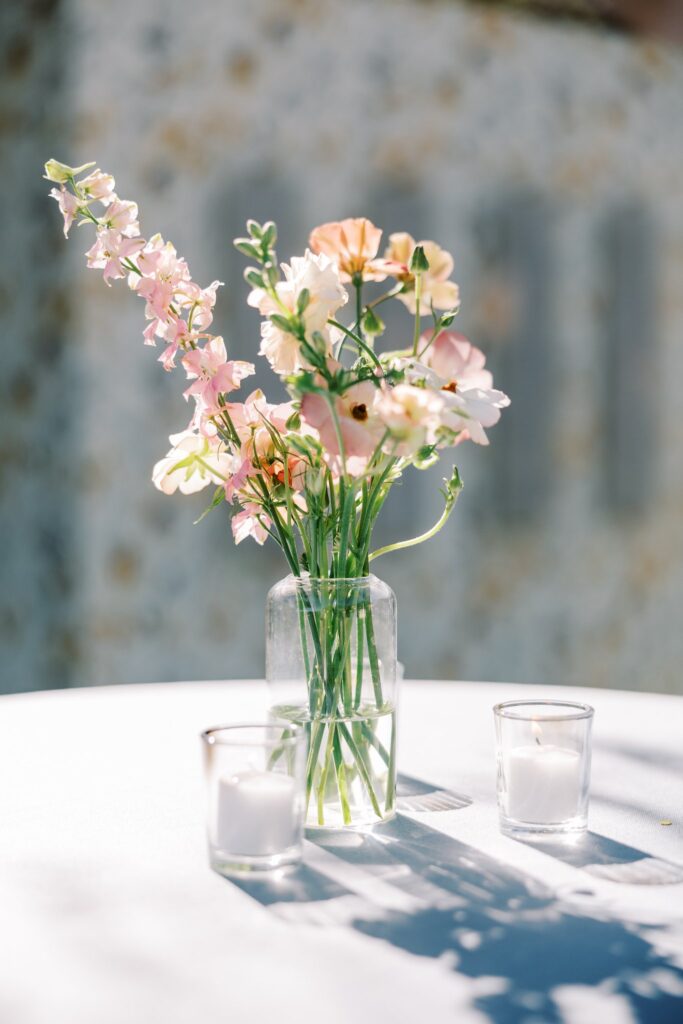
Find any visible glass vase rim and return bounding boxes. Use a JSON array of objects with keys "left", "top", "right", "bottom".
[
  {"left": 285, "top": 572, "right": 378, "bottom": 585},
  {"left": 200, "top": 721, "right": 304, "bottom": 748},
  {"left": 493, "top": 699, "right": 594, "bottom": 722}
]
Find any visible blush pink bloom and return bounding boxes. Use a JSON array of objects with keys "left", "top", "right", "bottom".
[
  {"left": 157, "top": 316, "right": 195, "bottom": 370},
  {"left": 417, "top": 329, "right": 510, "bottom": 445},
  {"left": 85, "top": 228, "right": 145, "bottom": 285},
  {"left": 137, "top": 275, "right": 177, "bottom": 320},
  {"left": 136, "top": 234, "right": 190, "bottom": 284},
  {"left": 79, "top": 169, "right": 116, "bottom": 205},
  {"left": 301, "top": 378, "right": 384, "bottom": 473},
  {"left": 49, "top": 186, "right": 80, "bottom": 237},
  {"left": 248, "top": 250, "right": 347, "bottom": 374},
  {"left": 177, "top": 279, "right": 223, "bottom": 330},
  {"left": 152, "top": 430, "right": 235, "bottom": 495},
  {"left": 309, "top": 218, "right": 387, "bottom": 283},
  {"left": 182, "top": 336, "right": 255, "bottom": 413},
  {"left": 103, "top": 199, "right": 140, "bottom": 237},
  {"left": 232, "top": 502, "right": 271, "bottom": 545},
  {"left": 420, "top": 330, "right": 493, "bottom": 390},
  {"left": 375, "top": 233, "right": 460, "bottom": 315},
  {"left": 375, "top": 383, "right": 444, "bottom": 456}
]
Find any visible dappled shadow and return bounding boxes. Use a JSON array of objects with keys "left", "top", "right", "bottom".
[
  {"left": 517, "top": 831, "right": 683, "bottom": 886},
  {"left": 231, "top": 803, "right": 683, "bottom": 1023}
]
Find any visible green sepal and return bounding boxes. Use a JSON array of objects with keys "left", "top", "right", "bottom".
[
  {"left": 409, "top": 245, "right": 430, "bottom": 273},
  {"left": 193, "top": 486, "right": 226, "bottom": 525}
]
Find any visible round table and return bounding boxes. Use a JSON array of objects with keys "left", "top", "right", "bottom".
[{"left": 1, "top": 680, "right": 682, "bottom": 1024}]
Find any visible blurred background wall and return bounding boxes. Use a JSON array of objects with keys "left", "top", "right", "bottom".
[{"left": 2, "top": 0, "right": 682, "bottom": 694}]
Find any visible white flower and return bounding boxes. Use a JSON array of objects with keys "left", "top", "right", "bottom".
[
  {"left": 152, "top": 430, "right": 235, "bottom": 495},
  {"left": 248, "top": 249, "right": 348, "bottom": 374}
]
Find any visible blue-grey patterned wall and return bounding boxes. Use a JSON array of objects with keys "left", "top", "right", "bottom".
[{"left": 2, "top": 0, "right": 682, "bottom": 694}]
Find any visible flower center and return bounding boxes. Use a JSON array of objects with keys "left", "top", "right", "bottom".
[
  {"left": 442, "top": 381, "right": 458, "bottom": 394},
  {"left": 351, "top": 403, "right": 368, "bottom": 421}
]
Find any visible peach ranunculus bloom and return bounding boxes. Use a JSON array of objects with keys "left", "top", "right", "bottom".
[
  {"left": 376, "top": 232, "right": 460, "bottom": 316},
  {"left": 309, "top": 218, "right": 388, "bottom": 283},
  {"left": 301, "top": 377, "right": 385, "bottom": 475}
]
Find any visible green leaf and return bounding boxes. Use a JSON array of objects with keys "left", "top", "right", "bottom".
[
  {"left": 285, "top": 410, "right": 301, "bottom": 430},
  {"left": 246, "top": 219, "right": 262, "bottom": 238},
  {"left": 244, "top": 268, "right": 265, "bottom": 289},
  {"left": 234, "top": 238, "right": 262, "bottom": 261},
  {"left": 261, "top": 221, "right": 277, "bottom": 248}
]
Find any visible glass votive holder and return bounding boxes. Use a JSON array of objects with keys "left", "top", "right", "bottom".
[
  {"left": 201, "top": 722, "right": 306, "bottom": 877},
  {"left": 494, "top": 700, "right": 594, "bottom": 838}
]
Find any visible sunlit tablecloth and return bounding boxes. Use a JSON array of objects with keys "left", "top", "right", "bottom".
[{"left": 1, "top": 679, "right": 681, "bottom": 1024}]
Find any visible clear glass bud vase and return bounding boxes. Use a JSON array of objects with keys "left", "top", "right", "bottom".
[{"left": 266, "top": 574, "right": 397, "bottom": 829}]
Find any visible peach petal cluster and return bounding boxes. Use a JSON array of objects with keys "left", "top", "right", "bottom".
[
  {"left": 376, "top": 233, "right": 460, "bottom": 315},
  {"left": 309, "top": 218, "right": 387, "bottom": 283}
]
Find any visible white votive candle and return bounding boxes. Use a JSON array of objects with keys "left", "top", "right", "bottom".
[
  {"left": 505, "top": 744, "right": 582, "bottom": 824},
  {"left": 215, "top": 770, "right": 298, "bottom": 856}
]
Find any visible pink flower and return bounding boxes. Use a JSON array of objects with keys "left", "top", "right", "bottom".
[
  {"left": 309, "top": 218, "right": 387, "bottom": 282},
  {"left": 301, "top": 378, "right": 384, "bottom": 472},
  {"left": 230, "top": 391, "right": 293, "bottom": 443},
  {"left": 85, "top": 228, "right": 145, "bottom": 284},
  {"left": 248, "top": 250, "right": 347, "bottom": 374},
  {"left": 375, "top": 383, "right": 444, "bottom": 456},
  {"left": 137, "top": 275, "right": 177, "bottom": 320},
  {"left": 157, "top": 316, "right": 195, "bottom": 369},
  {"left": 49, "top": 186, "right": 80, "bottom": 237},
  {"left": 103, "top": 199, "right": 140, "bottom": 237},
  {"left": 375, "top": 233, "right": 460, "bottom": 315},
  {"left": 176, "top": 279, "right": 223, "bottom": 330},
  {"left": 421, "top": 330, "right": 493, "bottom": 390},
  {"left": 152, "top": 430, "right": 235, "bottom": 495},
  {"left": 137, "top": 234, "right": 190, "bottom": 284},
  {"left": 182, "top": 336, "right": 255, "bottom": 413},
  {"left": 79, "top": 169, "right": 116, "bottom": 205},
  {"left": 232, "top": 502, "right": 271, "bottom": 545},
  {"left": 418, "top": 330, "right": 510, "bottom": 446}
]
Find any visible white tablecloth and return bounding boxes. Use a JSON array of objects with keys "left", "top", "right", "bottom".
[{"left": 1, "top": 680, "right": 681, "bottom": 1024}]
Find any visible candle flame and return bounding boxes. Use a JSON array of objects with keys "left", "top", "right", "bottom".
[{"left": 532, "top": 719, "right": 542, "bottom": 745}]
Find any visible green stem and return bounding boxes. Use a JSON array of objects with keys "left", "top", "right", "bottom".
[
  {"left": 316, "top": 722, "right": 337, "bottom": 826},
  {"left": 369, "top": 476, "right": 462, "bottom": 562},
  {"left": 332, "top": 729, "right": 352, "bottom": 825},
  {"left": 327, "top": 319, "right": 384, "bottom": 373},
  {"left": 338, "top": 722, "right": 382, "bottom": 819}
]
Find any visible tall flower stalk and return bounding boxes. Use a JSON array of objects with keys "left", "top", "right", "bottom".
[{"left": 45, "top": 160, "right": 510, "bottom": 824}]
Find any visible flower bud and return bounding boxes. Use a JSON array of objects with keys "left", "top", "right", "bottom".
[
  {"left": 43, "top": 159, "right": 95, "bottom": 183},
  {"left": 409, "top": 245, "right": 430, "bottom": 274}
]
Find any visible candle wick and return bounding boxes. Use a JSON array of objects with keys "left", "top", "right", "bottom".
[{"left": 535, "top": 735, "right": 541, "bottom": 746}]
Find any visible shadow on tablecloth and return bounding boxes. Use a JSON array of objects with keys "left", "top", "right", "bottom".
[{"left": 229, "top": 782, "right": 683, "bottom": 1024}]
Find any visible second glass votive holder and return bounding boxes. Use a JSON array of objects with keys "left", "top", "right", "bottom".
[
  {"left": 494, "top": 700, "right": 594, "bottom": 838},
  {"left": 201, "top": 722, "right": 306, "bottom": 877}
]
